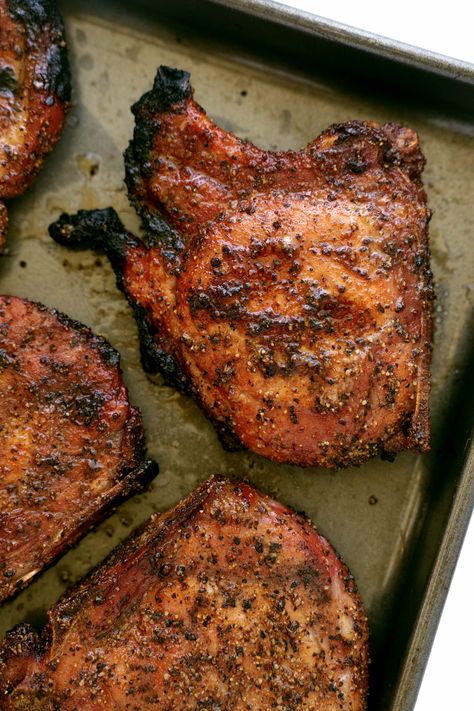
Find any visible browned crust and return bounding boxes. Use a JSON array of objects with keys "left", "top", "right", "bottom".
[
  {"left": 0, "top": 476, "right": 369, "bottom": 710},
  {"left": 0, "top": 0, "right": 70, "bottom": 251},
  {"left": 49, "top": 66, "right": 433, "bottom": 468},
  {"left": 0, "top": 295, "right": 158, "bottom": 603}
]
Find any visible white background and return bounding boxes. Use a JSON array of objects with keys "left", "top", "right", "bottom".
[
  {"left": 278, "top": 2, "right": 473, "bottom": 710},
  {"left": 277, "top": 0, "right": 474, "bottom": 64}
]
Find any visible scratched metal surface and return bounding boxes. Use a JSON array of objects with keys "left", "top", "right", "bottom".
[{"left": 0, "top": 1, "right": 473, "bottom": 707}]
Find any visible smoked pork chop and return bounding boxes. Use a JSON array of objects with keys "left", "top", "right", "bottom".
[
  {"left": 0, "top": 295, "right": 157, "bottom": 603},
  {"left": 0, "top": 476, "right": 369, "bottom": 710},
  {"left": 49, "top": 66, "right": 433, "bottom": 468},
  {"left": 0, "top": 0, "right": 70, "bottom": 250}
]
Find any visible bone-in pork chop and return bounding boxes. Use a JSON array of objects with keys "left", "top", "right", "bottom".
[{"left": 49, "top": 66, "right": 433, "bottom": 468}]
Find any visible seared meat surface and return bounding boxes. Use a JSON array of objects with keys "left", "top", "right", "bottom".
[
  {"left": 0, "top": 295, "right": 157, "bottom": 603},
  {"left": 0, "top": 476, "right": 369, "bottom": 710},
  {"left": 0, "top": 0, "right": 69, "bottom": 250},
  {"left": 49, "top": 66, "right": 433, "bottom": 468}
]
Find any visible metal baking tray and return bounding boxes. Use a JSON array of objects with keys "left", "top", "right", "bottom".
[{"left": 1, "top": 1, "right": 473, "bottom": 709}]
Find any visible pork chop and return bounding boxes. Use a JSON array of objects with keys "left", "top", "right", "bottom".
[
  {"left": 0, "top": 295, "right": 157, "bottom": 603},
  {"left": 49, "top": 66, "right": 433, "bottom": 468},
  {"left": 0, "top": 0, "right": 70, "bottom": 250},
  {"left": 0, "top": 476, "right": 369, "bottom": 710}
]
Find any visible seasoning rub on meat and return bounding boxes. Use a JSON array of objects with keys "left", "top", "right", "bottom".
[
  {"left": 0, "top": 0, "right": 70, "bottom": 251},
  {"left": 0, "top": 476, "right": 369, "bottom": 710},
  {"left": 0, "top": 295, "right": 157, "bottom": 603},
  {"left": 49, "top": 66, "right": 433, "bottom": 468}
]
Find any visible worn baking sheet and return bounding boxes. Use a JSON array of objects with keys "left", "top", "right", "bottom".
[{"left": 0, "top": 1, "right": 473, "bottom": 709}]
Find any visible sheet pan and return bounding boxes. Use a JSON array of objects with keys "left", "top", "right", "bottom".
[{"left": 0, "top": 1, "right": 473, "bottom": 708}]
